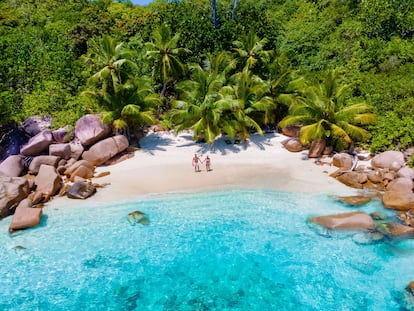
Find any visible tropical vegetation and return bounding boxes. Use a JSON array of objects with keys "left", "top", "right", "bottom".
[{"left": 0, "top": 0, "right": 413, "bottom": 154}]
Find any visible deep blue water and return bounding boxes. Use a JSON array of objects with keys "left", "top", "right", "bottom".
[{"left": 1, "top": 189, "right": 414, "bottom": 310}]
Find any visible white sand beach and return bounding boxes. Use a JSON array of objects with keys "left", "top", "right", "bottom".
[{"left": 50, "top": 131, "right": 358, "bottom": 208}]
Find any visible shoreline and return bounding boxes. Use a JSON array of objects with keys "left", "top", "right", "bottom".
[{"left": 47, "top": 131, "right": 358, "bottom": 209}]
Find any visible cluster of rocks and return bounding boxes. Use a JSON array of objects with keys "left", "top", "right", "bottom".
[
  {"left": 305, "top": 150, "right": 414, "bottom": 238},
  {"left": 0, "top": 114, "right": 133, "bottom": 233}
]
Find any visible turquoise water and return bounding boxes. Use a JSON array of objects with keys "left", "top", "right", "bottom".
[{"left": 1, "top": 189, "right": 414, "bottom": 310}]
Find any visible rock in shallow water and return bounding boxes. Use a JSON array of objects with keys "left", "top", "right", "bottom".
[{"left": 127, "top": 211, "right": 149, "bottom": 226}]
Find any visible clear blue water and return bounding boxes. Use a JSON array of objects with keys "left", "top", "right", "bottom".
[{"left": 1, "top": 189, "right": 414, "bottom": 310}]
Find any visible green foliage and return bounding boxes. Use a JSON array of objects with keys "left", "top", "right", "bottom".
[
  {"left": 369, "top": 110, "right": 414, "bottom": 154},
  {"left": 0, "top": 0, "right": 412, "bottom": 153},
  {"left": 279, "top": 70, "right": 377, "bottom": 150}
]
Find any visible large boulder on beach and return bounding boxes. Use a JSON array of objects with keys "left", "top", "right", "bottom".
[
  {"left": 34, "top": 165, "right": 62, "bottom": 197},
  {"left": 335, "top": 171, "right": 368, "bottom": 189},
  {"left": 386, "top": 177, "right": 414, "bottom": 192},
  {"left": 308, "top": 139, "right": 326, "bottom": 158},
  {"left": 309, "top": 211, "right": 375, "bottom": 230},
  {"left": 371, "top": 151, "right": 405, "bottom": 170},
  {"left": 398, "top": 167, "right": 414, "bottom": 179},
  {"left": 20, "top": 130, "right": 54, "bottom": 156},
  {"left": 82, "top": 135, "right": 129, "bottom": 166},
  {"left": 332, "top": 153, "right": 353, "bottom": 169},
  {"left": 49, "top": 143, "right": 71, "bottom": 160},
  {"left": 281, "top": 125, "right": 301, "bottom": 137},
  {"left": 66, "top": 181, "right": 96, "bottom": 199},
  {"left": 52, "top": 126, "right": 71, "bottom": 143},
  {"left": 8, "top": 199, "right": 42, "bottom": 233},
  {"left": 283, "top": 138, "right": 303, "bottom": 152},
  {"left": 28, "top": 155, "right": 60, "bottom": 175},
  {"left": 21, "top": 115, "right": 52, "bottom": 137},
  {"left": 74, "top": 114, "right": 111, "bottom": 146},
  {"left": 0, "top": 155, "right": 24, "bottom": 177},
  {"left": 382, "top": 191, "right": 414, "bottom": 211},
  {"left": 0, "top": 176, "right": 30, "bottom": 219},
  {"left": 69, "top": 141, "right": 84, "bottom": 160},
  {"left": 64, "top": 160, "right": 95, "bottom": 181}
]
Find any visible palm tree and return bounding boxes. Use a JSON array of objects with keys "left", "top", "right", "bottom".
[
  {"left": 278, "top": 70, "right": 377, "bottom": 150},
  {"left": 219, "top": 69, "right": 276, "bottom": 141},
  {"left": 232, "top": 30, "right": 274, "bottom": 72},
  {"left": 83, "top": 35, "right": 137, "bottom": 96},
  {"left": 82, "top": 36, "right": 157, "bottom": 138},
  {"left": 169, "top": 52, "right": 236, "bottom": 143},
  {"left": 145, "top": 23, "right": 190, "bottom": 99}
]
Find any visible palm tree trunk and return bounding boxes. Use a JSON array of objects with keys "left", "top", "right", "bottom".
[
  {"left": 211, "top": 0, "right": 219, "bottom": 29},
  {"left": 232, "top": 0, "right": 239, "bottom": 21}
]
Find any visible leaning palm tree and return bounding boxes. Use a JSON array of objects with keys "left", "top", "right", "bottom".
[
  {"left": 145, "top": 23, "right": 190, "bottom": 99},
  {"left": 278, "top": 70, "right": 377, "bottom": 151}
]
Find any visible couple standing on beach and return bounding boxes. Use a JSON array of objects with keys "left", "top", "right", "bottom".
[{"left": 192, "top": 154, "right": 211, "bottom": 172}]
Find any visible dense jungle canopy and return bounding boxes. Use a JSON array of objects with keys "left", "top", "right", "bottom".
[{"left": 0, "top": 0, "right": 413, "bottom": 153}]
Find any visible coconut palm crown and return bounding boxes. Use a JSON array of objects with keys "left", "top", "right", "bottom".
[{"left": 278, "top": 70, "right": 377, "bottom": 150}]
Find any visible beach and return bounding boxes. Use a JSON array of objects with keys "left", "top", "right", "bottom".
[{"left": 50, "top": 131, "right": 357, "bottom": 208}]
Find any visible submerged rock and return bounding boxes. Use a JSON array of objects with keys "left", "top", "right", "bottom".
[
  {"left": 127, "top": 211, "right": 149, "bottom": 226},
  {"left": 336, "top": 195, "right": 372, "bottom": 206}
]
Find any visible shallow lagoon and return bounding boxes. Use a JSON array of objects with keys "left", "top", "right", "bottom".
[{"left": 1, "top": 189, "right": 414, "bottom": 310}]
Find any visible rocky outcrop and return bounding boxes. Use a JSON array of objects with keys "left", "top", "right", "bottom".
[
  {"left": 82, "top": 135, "right": 129, "bottom": 166},
  {"left": 282, "top": 138, "right": 303, "bottom": 152},
  {"left": 8, "top": 199, "right": 42, "bottom": 233},
  {"left": 0, "top": 176, "right": 30, "bottom": 219},
  {"left": 34, "top": 164, "right": 62, "bottom": 198},
  {"left": 0, "top": 155, "right": 24, "bottom": 177},
  {"left": 66, "top": 181, "right": 96, "bottom": 199},
  {"left": 382, "top": 191, "right": 414, "bottom": 211},
  {"left": 49, "top": 143, "right": 71, "bottom": 160},
  {"left": 281, "top": 125, "right": 301, "bottom": 138},
  {"left": 309, "top": 211, "right": 375, "bottom": 230},
  {"left": 386, "top": 177, "right": 413, "bottom": 192},
  {"left": 20, "top": 130, "right": 54, "bottom": 156},
  {"left": 308, "top": 139, "right": 326, "bottom": 158},
  {"left": 22, "top": 116, "right": 52, "bottom": 137},
  {"left": 398, "top": 166, "right": 414, "bottom": 179},
  {"left": 332, "top": 153, "right": 353, "bottom": 170},
  {"left": 74, "top": 114, "right": 111, "bottom": 146},
  {"left": 371, "top": 151, "right": 405, "bottom": 170},
  {"left": 28, "top": 155, "right": 60, "bottom": 175},
  {"left": 335, "top": 171, "right": 368, "bottom": 189}
]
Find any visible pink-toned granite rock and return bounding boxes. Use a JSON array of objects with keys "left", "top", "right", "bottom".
[
  {"left": 0, "top": 176, "right": 30, "bottom": 219},
  {"left": 309, "top": 211, "right": 375, "bottom": 230},
  {"left": 20, "top": 130, "right": 54, "bottom": 156},
  {"left": 371, "top": 151, "right": 405, "bottom": 170},
  {"left": 382, "top": 191, "right": 414, "bottom": 211},
  {"left": 34, "top": 165, "right": 62, "bottom": 197},
  {"left": 82, "top": 135, "right": 129, "bottom": 166},
  {"left": 9, "top": 199, "right": 42, "bottom": 232},
  {"left": 49, "top": 143, "right": 71, "bottom": 160},
  {"left": 0, "top": 155, "right": 24, "bottom": 177},
  {"left": 74, "top": 114, "right": 111, "bottom": 146},
  {"left": 28, "top": 155, "right": 60, "bottom": 175}
]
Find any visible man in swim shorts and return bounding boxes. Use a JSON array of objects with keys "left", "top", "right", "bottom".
[{"left": 192, "top": 154, "right": 201, "bottom": 172}]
